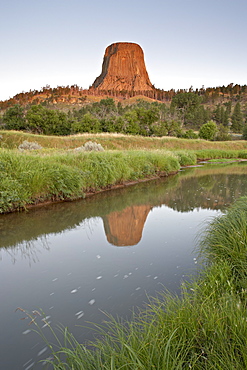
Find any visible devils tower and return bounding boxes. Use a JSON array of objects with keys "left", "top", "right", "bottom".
[
  {"left": 91, "top": 42, "right": 154, "bottom": 91},
  {"left": 103, "top": 204, "right": 152, "bottom": 246}
]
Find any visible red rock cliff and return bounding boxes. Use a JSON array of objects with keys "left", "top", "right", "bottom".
[
  {"left": 91, "top": 42, "right": 154, "bottom": 91},
  {"left": 103, "top": 204, "right": 152, "bottom": 246}
]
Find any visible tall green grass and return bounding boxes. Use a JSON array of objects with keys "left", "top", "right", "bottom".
[
  {"left": 1, "top": 145, "right": 247, "bottom": 213},
  {"left": 199, "top": 197, "right": 247, "bottom": 292},
  {"left": 194, "top": 149, "right": 247, "bottom": 160},
  {"left": 23, "top": 197, "right": 247, "bottom": 369},
  {"left": 0, "top": 149, "right": 181, "bottom": 213},
  {"left": 174, "top": 150, "right": 197, "bottom": 166}
]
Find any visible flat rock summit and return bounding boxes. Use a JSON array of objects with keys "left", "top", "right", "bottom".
[{"left": 91, "top": 42, "right": 154, "bottom": 91}]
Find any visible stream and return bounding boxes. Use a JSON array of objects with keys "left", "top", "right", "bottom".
[{"left": 1, "top": 162, "right": 247, "bottom": 369}]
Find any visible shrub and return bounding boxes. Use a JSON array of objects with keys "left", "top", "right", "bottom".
[
  {"left": 18, "top": 140, "right": 43, "bottom": 151},
  {"left": 199, "top": 120, "right": 217, "bottom": 141},
  {"left": 2, "top": 104, "right": 26, "bottom": 130},
  {"left": 179, "top": 129, "right": 198, "bottom": 139},
  {"left": 215, "top": 124, "right": 231, "bottom": 141},
  {"left": 74, "top": 141, "right": 104, "bottom": 152}
]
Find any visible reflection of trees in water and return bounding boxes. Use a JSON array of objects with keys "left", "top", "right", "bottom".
[
  {"left": 81, "top": 217, "right": 101, "bottom": 240},
  {"left": 0, "top": 163, "right": 246, "bottom": 252},
  {"left": 0, "top": 235, "right": 50, "bottom": 265},
  {"left": 0, "top": 217, "right": 100, "bottom": 265},
  {"left": 164, "top": 171, "right": 247, "bottom": 212},
  {"left": 101, "top": 171, "right": 227, "bottom": 246}
]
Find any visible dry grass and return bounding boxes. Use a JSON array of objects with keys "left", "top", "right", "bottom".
[{"left": 1, "top": 130, "right": 247, "bottom": 151}]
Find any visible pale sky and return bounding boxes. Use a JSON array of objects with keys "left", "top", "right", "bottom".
[{"left": 1, "top": 0, "right": 247, "bottom": 101}]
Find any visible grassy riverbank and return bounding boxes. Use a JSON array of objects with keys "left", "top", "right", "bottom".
[
  {"left": 25, "top": 197, "right": 247, "bottom": 369},
  {"left": 1, "top": 131, "right": 247, "bottom": 213},
  {"left": 0, "top": 149, "right": 182, "bottom": 213},
  {"left": 1, "top": 145, "right": 247, "bottom": 214}
]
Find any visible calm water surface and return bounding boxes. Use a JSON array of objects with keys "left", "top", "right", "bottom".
[{"left": 1, "top": 163, "right": 247, "bottom": 369}]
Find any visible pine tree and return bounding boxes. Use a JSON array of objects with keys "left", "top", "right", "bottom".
[
  {"left": 214, "top": 105, "right": 221, "bottom": 124},
  {"left": 222, "top": 110, "right": 229, "bottom": 126},
  {"left": 225, "top": 101, "right": 232, "bottom": 115},
  {"left": 231, "top": 102, "right": 243, "bottom": 133},
  {"left": 3, "top": 104, "right": 26, "bottom": 130}
]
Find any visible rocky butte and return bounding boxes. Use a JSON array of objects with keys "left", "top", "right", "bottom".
[
  {"left": 102, "top": 204, "right": 152, "bottom": 246},
  {"left": 91, "top": 42, "right": 155, "bottom": 92}
]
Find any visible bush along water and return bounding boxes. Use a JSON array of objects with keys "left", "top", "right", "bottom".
[
  {"left": 21, "top": 197, "right": 247, "bottom": 369},
  {"left": 0, "top": 149, "right": 181, "bottom": 213}
]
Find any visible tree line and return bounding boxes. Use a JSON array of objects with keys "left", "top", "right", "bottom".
[
  {"left": 1, "top": 94, "right": 247, "bottom": 140},
  {"left": 1, "top": 83, "right": 247, "bottom": 111}
]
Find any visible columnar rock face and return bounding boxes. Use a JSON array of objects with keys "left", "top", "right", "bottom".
[
  {"left": 103, "top": 204, "right": 152, "bottom": 246},
  {"left": 91, "top": 42, "right": 154, "bottom": 91}
]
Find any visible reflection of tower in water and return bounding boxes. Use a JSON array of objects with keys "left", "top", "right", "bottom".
[{"left": 102, "top": 205, "right": 152, "bottom": 246}]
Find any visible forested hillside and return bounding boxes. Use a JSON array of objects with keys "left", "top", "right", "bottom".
[{"left": 1, "top": 83, "right": 247, "bottom": 140}]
